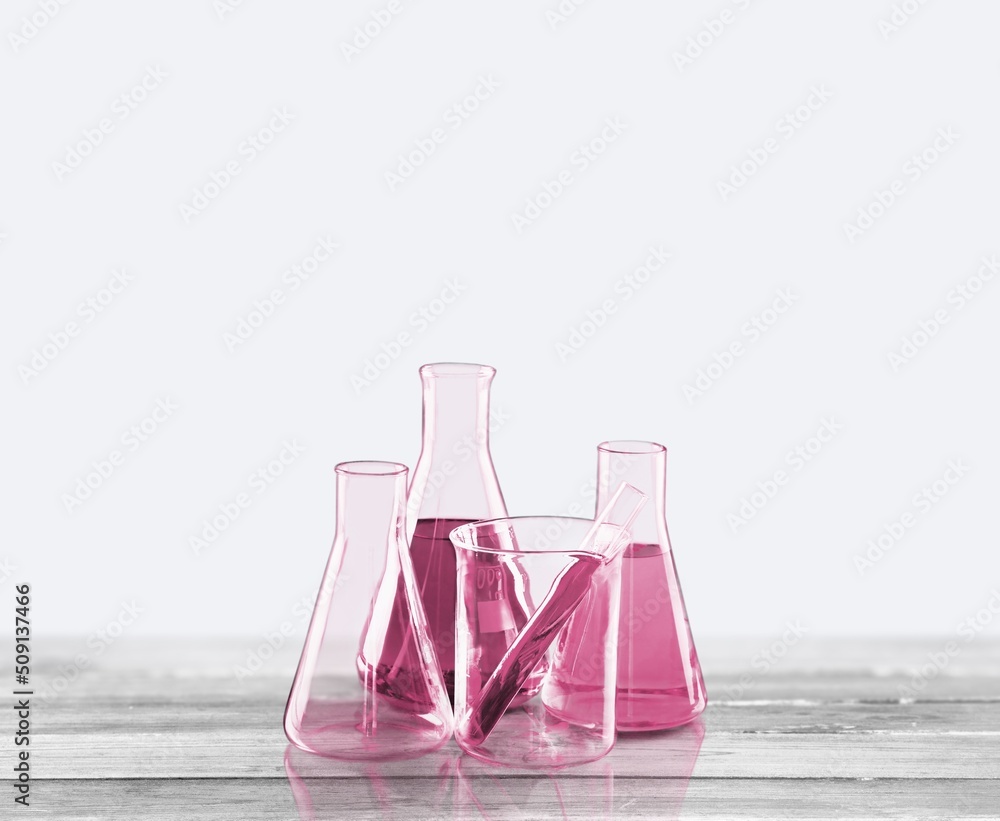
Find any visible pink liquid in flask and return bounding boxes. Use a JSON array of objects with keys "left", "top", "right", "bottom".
[
  {"left": 408, "top": 517, "right": 469, "bottom": 698},
  {"left": 616, "top": 543, "right": 704, "bottom": 728},
  {"left": 544, "top": 442, "right": 706, "bottom": 731},
  {"left": 368, "top": 517, "right": 535, "bottom": 707},
  {"left": 357, "top": 518, "right": 467, "bottom": 707},
  {"left": 394, "top": 363, "right": 513, "bottom": 704}
]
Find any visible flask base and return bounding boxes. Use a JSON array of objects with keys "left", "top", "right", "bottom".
[
  {"left": 615, "top": 687, "right": 706, "bottom": 731},
  {"left": 287, "top": 698, "right": 450, "bottom": 761}
]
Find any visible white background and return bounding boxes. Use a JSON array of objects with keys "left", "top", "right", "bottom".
[{"left": 2, "top": 1, "right": 998, "bottom": 649}]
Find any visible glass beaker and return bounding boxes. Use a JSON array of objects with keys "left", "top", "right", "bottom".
[
  {"left": 401, "top": 362, "right": 512, "bottom": 702},
  {"left": 450, "top": 516, "right": 628, "bottom": 769},
  {"left": 284, "top": 461, "right": 452, "bottom": 760},
  {"left": 597, "top": 440, "right": 706, "bottom": 730}
]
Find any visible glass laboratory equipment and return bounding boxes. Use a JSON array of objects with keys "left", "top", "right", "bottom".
[
  {"left": 596, "top": 440, "right": 707, "bottom": 730},
  {"left": 284, "top": 461, "right": 452, "bottom": 760},
  {"left": 399, "top": 362, "right": 512, "bottom": 702},
  {"left": 451, "top": 484, "right": 645, "bottom": 768}
]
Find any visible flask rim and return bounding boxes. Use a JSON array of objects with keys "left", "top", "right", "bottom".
[
  {"left": 334, "top": 460, "right": 408, "bottom": 476},
  {"left": 419, "top": 362, "right": 496, "bottom": 379},
  {"left": 598, "top": 440, "right": 666, "bottom": 455}
]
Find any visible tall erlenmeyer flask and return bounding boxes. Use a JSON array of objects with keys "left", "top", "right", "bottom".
[
  {"left": 402, "top": 362, "right": 513, "bottom": 701},
  {"left": 284, "top": 461, "right": 452, "bottom": 760},
  {"left": 598, "top": 440, "right": 706, "bottom": 730}
]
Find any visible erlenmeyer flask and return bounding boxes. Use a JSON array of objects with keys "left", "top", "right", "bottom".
[
  {"left": 395, "top": 362, "right": 516, "bottom": 702},
  {"left": 597, "top": 440, "right": 706, "bottom": 730},
  {"left": 284, "top": 461, "right": 452, "bottom": 760}
]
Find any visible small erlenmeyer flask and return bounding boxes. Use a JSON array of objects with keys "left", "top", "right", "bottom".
[
  {"left": 394, "top": 362, "right": 516, "bottom": 702},
  {"left": 284, "top": 461, "right": 452, "bottom": 760},
  {"left": 597, "top": 440, "right": 706, "bottom": 730}
]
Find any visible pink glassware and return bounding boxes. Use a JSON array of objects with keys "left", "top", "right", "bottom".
[
  {"left": 283, "top": 461, "right": 452, "bottom": 760},
  {"left": 450, "top": 484, "right": 645, "bottom": 768},
  {"left": 557, "top": 440, "right": 707, "bottom": 731},
  {"left": 396, "top": 363, "right": 513, "bottom": 703}
]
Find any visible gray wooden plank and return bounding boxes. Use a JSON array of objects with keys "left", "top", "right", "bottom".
[
  {"left": 22, "top": 777, "right": 1000, "bottom": 820},
  {"left": 26, "top": 637, "right": 1000, "bottom": 818},
  {"left": 33, "top": 669, "right": 1000, "bottom": 702},
  {"left": 31, "top": 670, "right": 1000, "bottom": 781},
  {"left": 35, "top": 698, "right": 1000, "bottom": 734},
  {"left": 33, "top": 636, "right": 1000, "bottom": 679},
  {"left": 30, "top": 726, "right": 1000, "bottom": 780}
]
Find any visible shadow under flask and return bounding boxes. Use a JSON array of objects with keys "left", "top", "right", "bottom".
[
  {"left": 284, "top": 461, "right": 452, "bottom": 760},
  {"left": 598, "top": 440, "right": 706, "bottom": 730},
  {"left": 392, "top": 362, "right": 522, "bottom": 703}
]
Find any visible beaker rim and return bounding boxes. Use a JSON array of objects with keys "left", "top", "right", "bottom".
[
  {"left": 450, "top": 515, "right": 615, "bottom": 559},
  {"left": 598, "top": 440, "right": 666, "bottom": 455},
  {"left": 419, "top": 362, "right": 496, "bottom": 379},
  {"left": 334, "top": 460, "right": 408, "bottom": 476}
]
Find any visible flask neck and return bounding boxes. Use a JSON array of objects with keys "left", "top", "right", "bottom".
[
  {"left": 419, "top": 363, "right": 495, "bottom": 457},
  {"left": 334, "top": 462, "right": 408, "bottom": 552},
  {"left": 595, "top": 441, "right": 668, "bottom": 547},
  {"left": 408, "top": 363, "right": 506, "bottom": 523}
]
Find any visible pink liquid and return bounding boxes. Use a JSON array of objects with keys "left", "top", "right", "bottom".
[
  {"left": 363, "top": 518, "right": 538, "bottom": 708},
  {"left": 409, "top": 518, "right": 468, "bottom": 701},
  {"left": 616, "top": 543, "right": 705, "bottom": 729},
  {"left": 355, "top": 518, "right": 468, "bottom": 709},
  {"left": 542, "top": 544, "right": 705, "bottom": 731},
  {"left": 409, "top": 518, "right": 538, "bottom": 705},
  {"left": 355, "top": 580, "right": 436, "bottom": 711},
  {"left": 464, "top": 553, "right": 602, "bottom": 746}
]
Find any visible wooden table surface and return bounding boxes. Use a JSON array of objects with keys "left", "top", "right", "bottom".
[{"left": 30, "top": 638, "right": 1000, "bottom": 819}]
